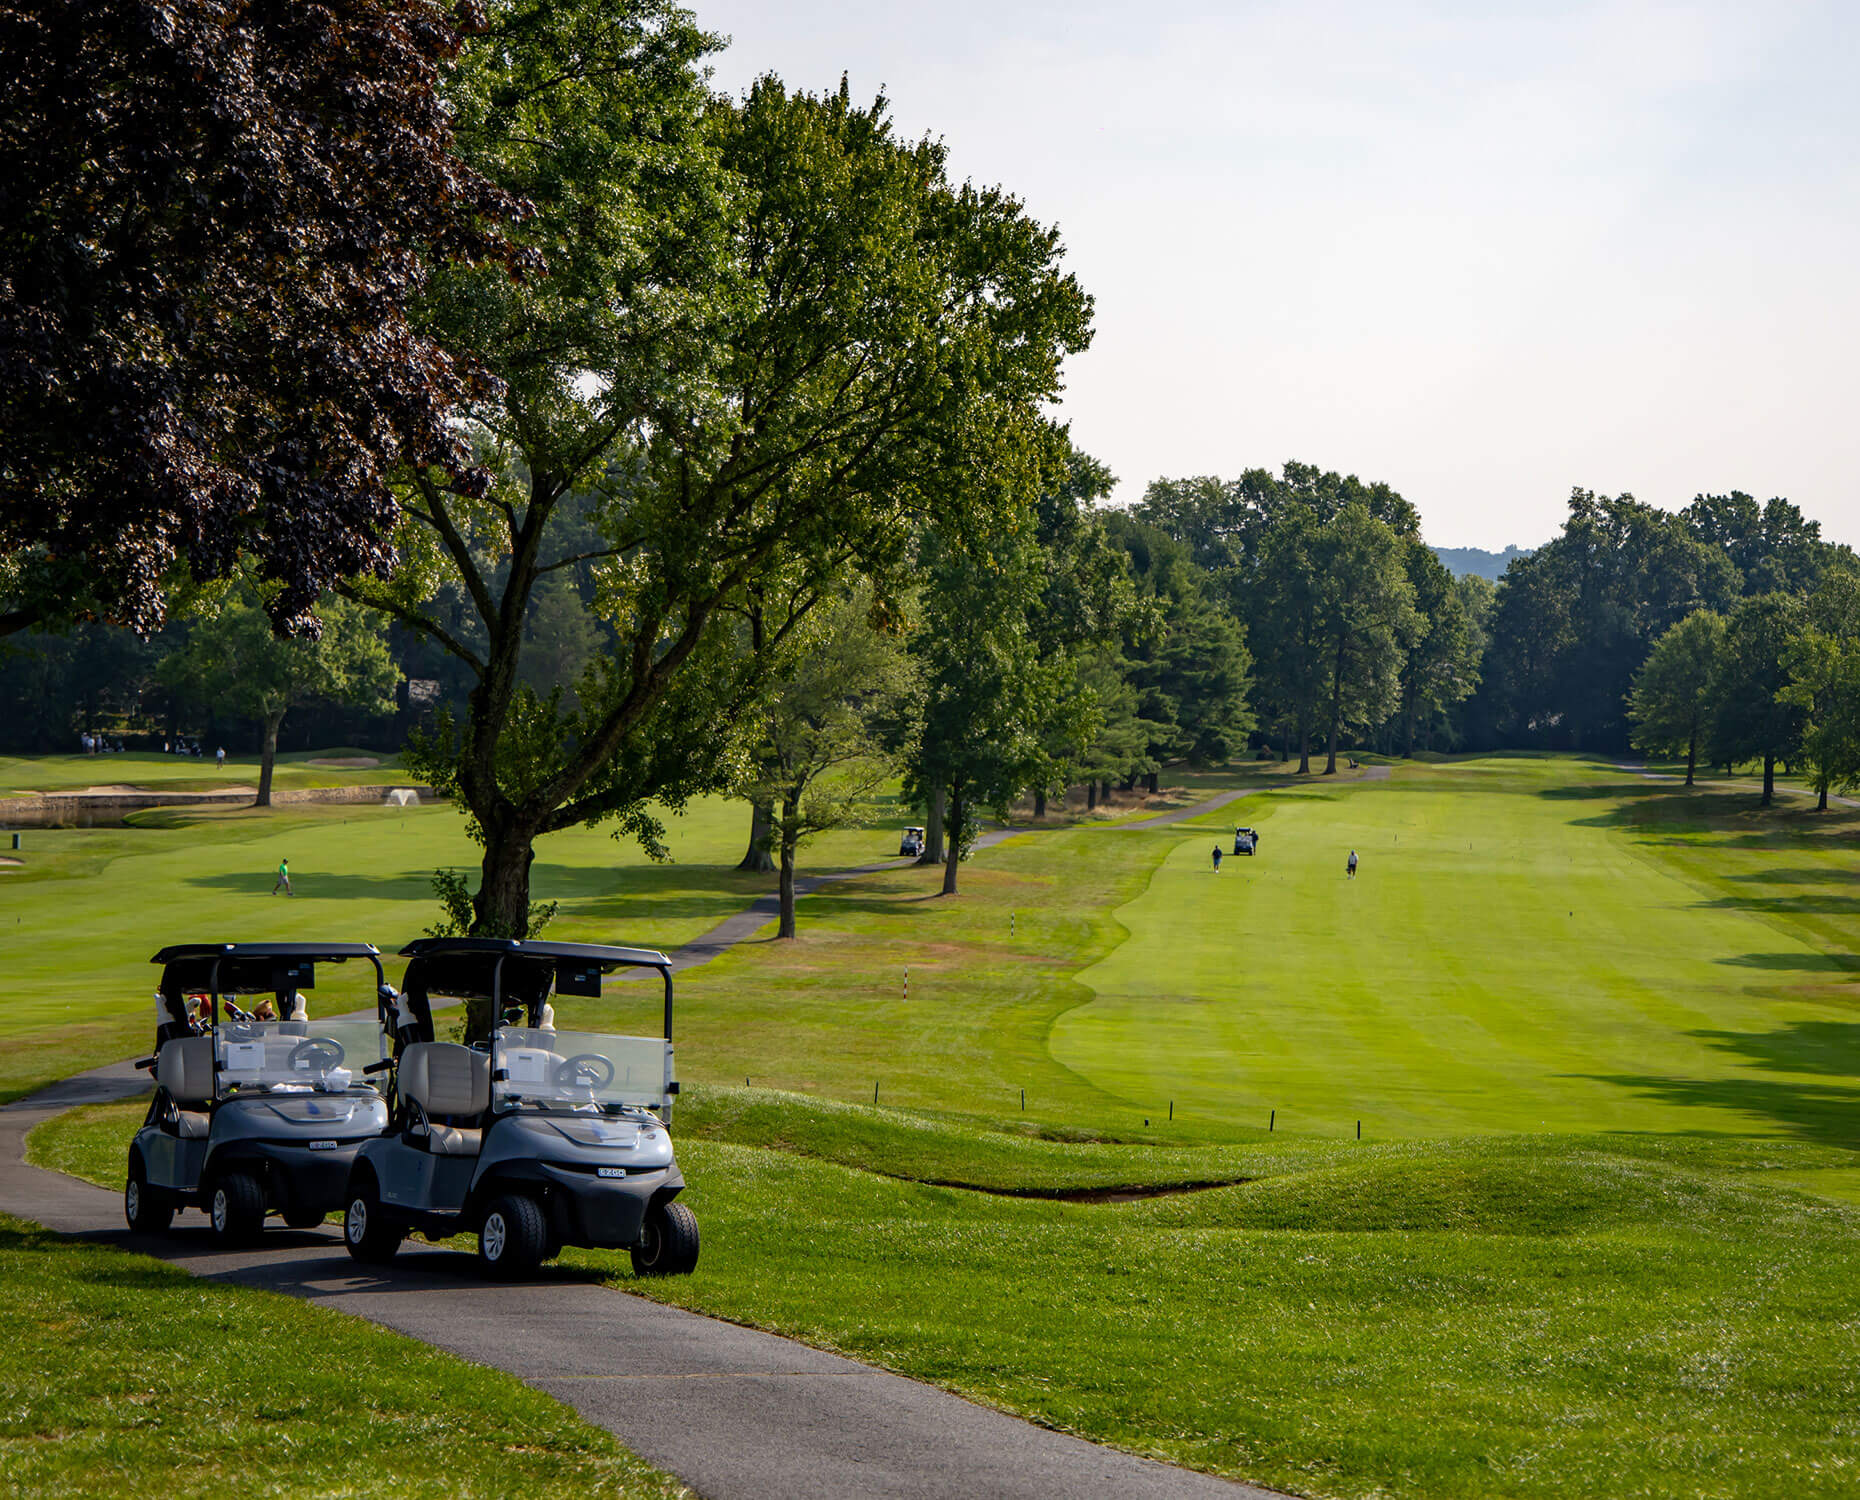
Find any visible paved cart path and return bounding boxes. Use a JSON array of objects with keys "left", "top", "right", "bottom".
[{"left": 0, "top": 1088, "right": 1282, "bottom": 1500}]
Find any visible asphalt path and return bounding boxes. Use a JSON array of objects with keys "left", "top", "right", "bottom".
[{"left": 0, "top": 785, "right": 1300, "bottom": 1500}]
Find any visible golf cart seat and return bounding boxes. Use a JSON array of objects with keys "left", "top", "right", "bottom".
[
  {"left": 156, "top": 1035, "right": 215, "bottom": 1138},
  {"left": 157, "top": 1036, "right": 215, "bottom": 1105},
  {"left": 399, "top": 1042, "right": 489, "bottom": 1156}
]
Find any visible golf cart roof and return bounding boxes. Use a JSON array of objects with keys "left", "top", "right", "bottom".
[
  {"left": 152, "top": 942, "right": 382, "bottom": 964},
  {"left": 398, "top": 937, "right": 670, "bottom": 969},
  {"left": 904, "top": 826, "right": 925, "bottom": 833},
  {"left": 150, "top": 942, "right": 383, "bottom": 996}
]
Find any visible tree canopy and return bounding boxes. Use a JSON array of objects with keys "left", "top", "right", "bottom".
[{"left": 0, "top": 0, "right": 525, "bottom": 636}]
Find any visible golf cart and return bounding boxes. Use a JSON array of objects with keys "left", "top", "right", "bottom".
[
  {"left": 343, "top": 937, "right": 697, "bottom": 1279},
  {"left": 126, "top": 943, "right": 393, "bottom": 1243},
  {"left": 899, "top": 826, "right": 926, "bottom": 857},
  {"left": 1233, "top": 827, "right": 1259, "bottom": 855}
]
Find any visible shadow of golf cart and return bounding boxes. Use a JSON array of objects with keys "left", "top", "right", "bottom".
[
  {"left": 343, "top": 937, "right": 697, "bottom": 1279},
  {"left": 126, "top": 942, "right": 394, "bottom": 1243}
]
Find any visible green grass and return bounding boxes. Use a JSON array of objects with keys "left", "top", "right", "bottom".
[
  {"left": 36, "top": 1095, "right": 1860, "bottom": 1500},
  {"left": 0, "top": 774, "right": 925, "bottom": 1102},
  {"left": 0, "top": 747, "right": 412, "bottom": 796},
  {"left": 18, "top": 751, "right": 1860, "bottom": 1496},
  {"left": 0, "top": 1209, "right": 686, "bottom": 1498}
]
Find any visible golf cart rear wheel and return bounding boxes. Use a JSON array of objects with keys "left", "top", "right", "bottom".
[
  {"left": 209, "top": 1170, "right": 265, "bottom": 1245},
  {"left": 125, "top": 1159, "right": 172, "bottom": 1235},
  {"left": 632, "top": 1200, "right": 699, "bottom": 1277},
  {"left": 479, "top": 1193, "right": 548, "bottom": 1278},
  {"left": 344, "top": 1185, "right": 402, "bottom": 1264}
]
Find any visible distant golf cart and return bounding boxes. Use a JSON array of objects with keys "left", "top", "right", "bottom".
[
  {"left": 126, "top": 943, "right": 393, "bottom": 1243},
  {"left": 343, "top": 937, "right": 697, "bottom": 1279},
  {"left": 899, "top": 826, "right": 926, "bottom": 857},
  {"left": 1233, "top": 827, "right": 1259, "bottom": 856}
]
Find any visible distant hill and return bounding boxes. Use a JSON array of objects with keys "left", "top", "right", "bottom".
[{"left": 1432, "top": 544, "right": 1533, "bottom": 581}]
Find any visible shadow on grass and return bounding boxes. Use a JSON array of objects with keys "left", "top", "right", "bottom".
[
  {"left": 1580, "top": 1071, "right": 1860, "bottom": 1147},
  {"left": 1695, "top": 894, "right": 1860, "bottom": 916},
  {"left": 1689, "top": 1020, "right": 1860, "bottom": 1077},
  {"left": 1716, "top": 951, "right": 1860, "bottom": 973}
]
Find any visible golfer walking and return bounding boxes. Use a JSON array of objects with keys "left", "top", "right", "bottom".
[
  {"left": 272, "top": 857, "right": 293, "bottom": 896},
  {"left": 1211, "top": 844, "right": 1224, "bottom": 874},
  {"left": 1346, "top": 849, "right": 1359, "bottom": 879}
]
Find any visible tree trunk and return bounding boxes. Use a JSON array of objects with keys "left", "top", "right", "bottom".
[
  {"left": 941, "top": 786, "right": 963, "bottom": 896},
  {"left": 1086, "top": 780, "right": 1097, "bottom": 810},
  {"left": 472, "top": 824, "right": 539, "bottom": 937},
  {"left": 1297, "top": 725, "right": 1311, "bottom": 775},
  {"left": 1325, "top": 638, "right": 1345, "bottom": 775},
  {"left": 255, "top": 708, "right": 285, "bottom": 808},
  {"left": 1684, "top": 733, "right": 1696, "bottom": 787},
  {"left": 777, "top": 791, "right": 800, "bottom": 938},
  {"left": 1100, "top": 777, "right": 1113, "bottom": 803},
  {"left": 1762, "top": 754, "right": 1776, "bottom": 807},
  {"left": 1403, "top": 701, "right": 1416, "bottom": 759},
  {"left": 918, "top": 786, "right": 946, "bottom": 865},
  {"left": 1033, "top": 788, "right": 1046, "bottom": 819},
  {"left": 737, "top": 797, "right": 776, "bottom": 872},
  {"left": 1325, "top": 721, "right": 1339, "bottom": 776},
  {"left": 1146, "top": 771, "right": 1159, "bottom": 794}
]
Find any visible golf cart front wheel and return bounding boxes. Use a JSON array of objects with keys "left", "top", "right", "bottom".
[
  {"left": 478, "top": 1193, "right": 548, "bottom": 1278},
  {"left": 632, "top": 1200, "right": 699, "bottom": 1277},
  {"left": 344, "top": 1185, "right": 402, "bottom": 1264},
  {"left": 209, "top": 1170, "right": 266, "bottom": 1245},
  {"left": 125, "top": 1159, "right": 172, "bottom": 1235}
]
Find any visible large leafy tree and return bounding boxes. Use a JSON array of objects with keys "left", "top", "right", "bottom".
[
  {"left": 747, "top": 589, "right": 921, "bottom": 937},
  {"left": 1627, "top": 609, "right": 1726, "bottom": 786},
  {"left": 0, "top": 0, "right": 524, "bottom": 637},
  {"left": 1709, "top": 593, "right": 1807, "bottom": 806},
  {"left": 162, "top": 587, "right": 399, "bottom": 806},
  {"left": 1310, "top": 504, "right": 1419, "bottom": 773},
  {"left": 1392, "top": 540, "right": 1480, "bottom": 757},
  {"left": 1781, "top": 562, "right": 1860, "bottom": 811},
  {"left": 364, "top": 29, "right": 1092, "bottom": 934}
]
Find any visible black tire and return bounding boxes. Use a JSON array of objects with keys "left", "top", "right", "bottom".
[
  {"left": 631, "top": 1199, "right": 699, "bottom": 1277},
  {"left": 343, "top": 1181, "right": 403, "bottom": 1264},
  {"left": 478, "top": 1193, "right": 547, "bottom": 1277},
  {"left": 282, "top": 1205, "right": 327, "bottom": 1230},
  {"left": 125, "top": 1157, "right": 173, "bottom": 1235},
  {"left": 208, "top": 1169, "right": 266, "bottom": 1245}
]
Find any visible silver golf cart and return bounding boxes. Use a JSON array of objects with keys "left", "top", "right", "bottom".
[
  {"left": 125, "top": 942, "right": 393, "bottom": 1243},
  {"left": 1233, "top": 826, "right": 1259, "bottom": 855},
  {"left": 342, "top": 937, "right": 697, "bottom": 1279},
  {"left": 899, "top": 826, "right": 926, "bottom": 857}
]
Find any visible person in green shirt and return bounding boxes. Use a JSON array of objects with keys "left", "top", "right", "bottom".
[{"left": 272, "top": 857, "right": 292, "bottom": 896}]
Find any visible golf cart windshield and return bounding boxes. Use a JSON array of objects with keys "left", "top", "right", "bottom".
[
  {"left": 216, "top": 1018, "right": 384, "bottom": 1097},
  {"left": 491, "top": 1026, "right": 671, "bottom": 1114}
]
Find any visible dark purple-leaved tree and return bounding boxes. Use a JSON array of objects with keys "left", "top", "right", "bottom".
[{"left": 0, "top": 0, "right": 528, "bottom": 637}]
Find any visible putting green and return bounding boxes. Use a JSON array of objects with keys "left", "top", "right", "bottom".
[{"left": 1056, "top": 756, "right": 1860, "bottom": 1140}]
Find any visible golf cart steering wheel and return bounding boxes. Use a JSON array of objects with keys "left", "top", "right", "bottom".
[
  {"left": 288, "top": 1037, "right": 346, "bottom": 1071},
  {"left": 553, "top": 1053, "right": 615, "bottom": 1090}
]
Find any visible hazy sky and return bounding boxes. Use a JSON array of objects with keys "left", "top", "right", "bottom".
[{"left": 698, "top": 1, "right": 1858, "bottom": 549}]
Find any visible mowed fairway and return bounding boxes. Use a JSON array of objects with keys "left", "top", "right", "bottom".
[
  {"left": 1058, "top": 756, "right": 1860, "bottom": 1141},
  {"left": 0, "top": 788, "right": 912, "bottom": 1102}
]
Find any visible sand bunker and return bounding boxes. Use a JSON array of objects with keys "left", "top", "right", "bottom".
[{"left": 306, "top": 757, "right": 381, "bottom": 768}]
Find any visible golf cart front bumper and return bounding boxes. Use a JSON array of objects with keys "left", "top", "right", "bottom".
[
  {"left": 255, "top": 1140, "right": 375, "bottom": 1215},
  {"left": 531, "top": 1162, "right": 682, "bottom": 1249}
]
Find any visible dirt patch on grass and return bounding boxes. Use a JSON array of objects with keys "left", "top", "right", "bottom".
[
  {"left": 305, "top": 756, "right": 381, "bottom": 768},
  {"left": 905, "top": 1174, "right": 1252, "bottom": 1204}
]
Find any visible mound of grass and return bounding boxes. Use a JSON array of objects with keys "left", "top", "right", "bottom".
[{"left": 0, "top": 1211, "right": 685, "bottom": 1499}]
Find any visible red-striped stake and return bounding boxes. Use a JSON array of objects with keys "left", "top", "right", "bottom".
[{"left": 903, "top": 966, "right": 908, "bottom": 1002}]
